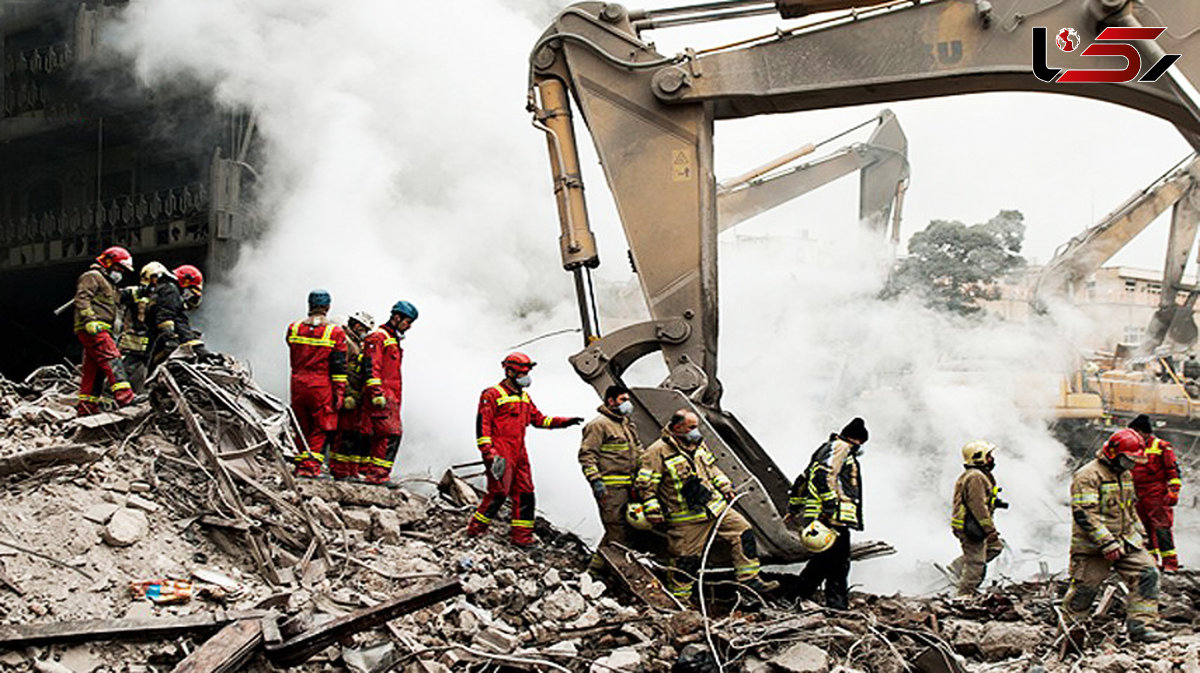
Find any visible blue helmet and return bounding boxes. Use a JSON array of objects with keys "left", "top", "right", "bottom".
[
  {"left": 308, "top": 289, "right": 332, "bottom": 309},
  {"left": 391, "top": 300, "right": 418, "bottom": 321}
]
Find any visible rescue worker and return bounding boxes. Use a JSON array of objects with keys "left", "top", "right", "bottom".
[
  {"left": 116, "top": 269, "right": 155, "bottom": 393},
  {"left": 467, "top": 352, "right": 583, "bottom": 546},
  {"left": 73, "top": 246, "right": 136, "bottom": 415},
  {"left": 173, "top": 265, "right": 204, "bottom": 311},
  {"left": 361, "top": 301, "right": 417, "bottom": 485},
  {"left": 788, "top": 417, "right": 868, "bottom": 610},
  {"left": 1063, "top": 427, "right": 1168, "bottom": 643},
  {"left": 330, "top": 310, "right": 374, "bottom": 481},
  {"left": 145, "top": 262, "right": 213, "bottom": 369},
  {"left": 286, "top": 290, "right": 348, "bottom": 477},
  {"left": 636, "top": 409, "right": 778, "bottom": 600},
  {"left": 949, "top": 440, "right": 1008, "bottom": 596},
  {"left": 578, "top": 384, "right": 643, "bottom": 573},
  {"left": 1129, "top": 414, "right": 1183, "bottom": 571}
]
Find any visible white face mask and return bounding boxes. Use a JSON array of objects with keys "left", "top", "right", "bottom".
[
  {"left": 615, "top": 400, "right": 634, "bottom": 416},
  {"left": 684, "top": 428, "right": 702, "bottom": 444},
  {"left": 107, "top": 270, "right": 124, "bottom": 285},
  {"left": 515, "top": 375, "right": 532, "bottom": 388}
]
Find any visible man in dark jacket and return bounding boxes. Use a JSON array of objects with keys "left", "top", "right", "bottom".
[{"left": 788, "top": 417, "right": 868, "bottom": 610}]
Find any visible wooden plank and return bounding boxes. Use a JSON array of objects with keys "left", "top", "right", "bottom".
[
  {"left": 597, "top": 544, "right": 680, "bottom": 612},
  {"left": 0, "top": 444, "right": 104, "bottom": 477},
  {"left": 0, "top": 611, "right": 265, "bottom": 648},
  {"left": 171, "top": 619, "right": 262, "bottom": 673},
  {"left": 265, "top": 579, "right": 462, "bottom": 666},
  {"left": 296, "top": 480, "right": 427, "bottom": 510}
]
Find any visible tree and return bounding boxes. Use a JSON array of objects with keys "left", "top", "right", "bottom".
[{"left": 881, "top": 210, "right": 1027, "bottom": 316}]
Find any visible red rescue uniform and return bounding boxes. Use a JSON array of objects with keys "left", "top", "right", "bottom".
[
  {"left": 361, "top": 323, "right": 404, "bottom": 482},
  {"left": 73, "top": 266, "right": 134, "bottom": 415},
  {"left": 286, "top": 316, "right": 347, "bottom": 472},
  {"left": 467, "top": 381, "right": 574, "bottom": 545},
  {"left": 1132, "top": 436, "right": 1183, "bottom": 570}
]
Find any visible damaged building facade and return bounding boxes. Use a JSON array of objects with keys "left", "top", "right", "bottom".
[{"left": 0, "top": 0, "right": 255, "bottom": 377}]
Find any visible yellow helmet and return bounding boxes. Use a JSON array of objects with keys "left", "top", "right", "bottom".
[
  {"left": 624, "top": 502, "right": 654, "bottom": 531},
  {"left": 801, "top": 519, "right": 838, "bottom": 553},
  {"left": 140, "top": 261, "right": 169, "bottom": 285},
  {"left": 961, "top": 439, "right": 997, "bottom": 467}
]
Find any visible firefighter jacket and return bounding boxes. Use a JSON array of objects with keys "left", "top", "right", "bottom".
[
  {"left": 636, "top": 431, "right": 735, "bottom": 525},
  {"left": 148, "top": 280, "right": 203, "bottom": 351},
  {"left": 117, "top": 286, "right": 152, "bottom": 354},
  {"left": 475, "top": 381, "right": 573, "bottom": 459},
  {"left": 286, "top": 315, "right": 348, "bottom": 397},
  {"left": 1132, "top": 437, "right": 1182, "bottom": 501},
  {"left": 363, "top": 323, "right": 404, "bottom": 434},
  {"left": 344, "top": 330, "right": 369, "bottom": 407},
  {"left": 787, "top": 435, "right": 863, "bottom": 531},
  {"left": 73, "top": 266, "right": 119, "bottom": 333},
  {"left": 951, "top": 467, "right": 999, "bottom": 541},
  {"left": 1070, "top": 457, "right": 1146, "bottom": 555},
  {"left": 578, "top": 406, "right": 642, "bottom": 489}
]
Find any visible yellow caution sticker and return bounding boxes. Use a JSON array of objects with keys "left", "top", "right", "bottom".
[{"left": 672, "top": 149, "right": 693, "bottom": 182}]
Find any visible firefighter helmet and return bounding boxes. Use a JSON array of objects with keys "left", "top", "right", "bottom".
[
  {"left": 349, "top": 310, "right": 375, "bottom": 330},
  {"left": 1100, "top": 428, "right": 1147, "bottom": 464},
  {"left": 624, "top": 502, "right": 654, "bottom": 531},
  {"left": 308, "top": 289, "right": 332, "bottom": 309},
  {"left": 173, "top": 264, "right": 204, "bottom": 290},
  {"left": 391, "top": 300, "right": 418, "bottom": 321},
  {"left": 961, "top": 440, "right": 997, "bottom": 467},
  {"left": 139, "top": 261, "right": 169, "bottom": 285},
  {"left": 502, "top": 352, "right": 536, "bottom": 372},
  {"left": 800, "top": 519, "right": 838, "bottom": 553},
  {"left": 97, "top": 246, "right": 134, "bottom": 273}
]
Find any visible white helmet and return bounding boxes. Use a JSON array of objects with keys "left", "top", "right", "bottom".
[
  {"left": 349, "top": 310, "right": 375, "bottom": 330},
  {"left": 801, "top": 519, "right": 838, "bottom": 553},
  {"left": 140, "top": 261, "right": 169, "bottom": 285},
  {"left": 624, "top": 502, "right": 654, "bottom": 531},
  {"left": 961, "top": 440, "right": 997, "bottom": 467}
]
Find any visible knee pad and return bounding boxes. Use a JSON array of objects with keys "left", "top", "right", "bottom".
[
  {"left": 740, "top": 529, "right": 758, "bottom": 559},
  {"left": 1138, "top": 567, "right": 1160, "bottom": 600}
]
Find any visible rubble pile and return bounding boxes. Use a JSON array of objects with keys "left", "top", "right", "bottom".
[{"left": 3, "top": 361, "right": 1200, "bottom": 672}]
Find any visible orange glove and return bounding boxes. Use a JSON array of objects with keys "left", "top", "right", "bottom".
[{"left": 1167, "top": 490, "right": 1180, "bottom": 506}]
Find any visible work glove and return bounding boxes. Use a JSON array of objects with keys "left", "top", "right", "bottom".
[
  {"left": 994, "top": 498, "right": 1010, "bottom": 510},
  {"left": 490, "top": 456, "right": 507, "bottom": 481},
  {"left": 84, "top": 321, "right": 107, "bottom": 335},
  {"left": 1167, "top": 490, "right": 1180, "bottom": 506},
  {"left": 1102, "top": 543, "right": 1123, "bottom": 563},
  {"left": 590, "top": 479, "right": 607, "bottom": 501},
  {"left": 342, "top": 396, "right": 357, "bottom": 410},
  {"left": 564, "top": 417, "right": 584, "bottom": 427},
  {"left": 371, "top": 395, "right": 387, "bottom": 409},
  {"left": 680, "top": 475, "right": 713, "bottom": 509},
  {"left": 644, "top": 507, "right": 664, "bottom": 525}
]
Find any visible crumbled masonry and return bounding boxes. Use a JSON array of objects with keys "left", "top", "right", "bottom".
[{"left": 3, "top": 361, "right": 1200, "bottom": 672}]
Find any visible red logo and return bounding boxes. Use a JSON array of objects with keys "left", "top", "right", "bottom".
[{"left": 1033, "top": 26, "right": 1181, "bottom": 84}]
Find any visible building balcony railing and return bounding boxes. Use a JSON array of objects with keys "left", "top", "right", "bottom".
[
  {"left": 3, "top": 42, "right": 75, "bottom": 77},
  {"left": 0, "top": 183, "right": 209, "bottom": 248}
]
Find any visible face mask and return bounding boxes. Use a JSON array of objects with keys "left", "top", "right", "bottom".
[
  {"left": 1117, "top": 454, "right": 1137, "bottom": 471},
  {"left": 515, "top": 375, "right": 532, "bottom": 388},
  {"left": 183, "top": 289, "right": 203, "bottom": 310},
  {"left": 856, "top": 444, "right": 866, "bottom": 457},
  {"left": 684, "top": 428, "right": 702, "bottom": 444},
  {"left": 615, "top": 400, "right": 634, "bottom": 416},
  {"left": 107, "top": 270, "right": 124, "bottom": 285}
]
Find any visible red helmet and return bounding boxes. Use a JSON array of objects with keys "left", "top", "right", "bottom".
[
  {"left": 174, "top": 264, "right": 204, "bottom": 290},
  {"left": 1100, "top": 428, "right": 1147, "bottom": 464},
  {"left": 96, "top": 246, "right": 133, "bottom": 273},
  {"left": 501, "top": 352, "right": 536, "bottom": 372}
]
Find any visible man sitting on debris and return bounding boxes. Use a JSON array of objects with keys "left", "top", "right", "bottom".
[
  {"left": 1128, "top": 414, "right": 1183, "bottom": 572},
  {"left": 949, "top": 440, "right": 1007, "bottom": 597},
  {"left": 73, "top": 246, "right": 137, "bottom": 415},
  {"left": 788, "top": 417, "right": 868, "bottom": 611},
  {"left": 286, "top": 289, "right": 348, "bottom": 478},
  {"left": 330, "top": 310, "right": 374, "bottom": 481},
  {"left": 467, "top": 352, "right": 583, "bottom": 546},
  {"left": 1063, "top": 426, "right": 1168, "bottom": 643},
  {"left": 636, "top": 409, "right": 778, "bottom": 601},
  {"left": 578, "top": 384, "right": 643, "bottom": 574}
]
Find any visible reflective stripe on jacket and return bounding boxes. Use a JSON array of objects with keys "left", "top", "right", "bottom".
[
  {"left": 788, "top": 435, "right": 863, "bottom": 531},
  {"left": 1132, "top": 436, "right": 1182, "bottom": 500},
  {"left": 578, "top": 406, "right": 642, "bottom": 487},
  {"left": 951, "top": 467, "right": 998, "bottom": 538},
  {"left": 475, "top": 381, "right": 572, "bottom": 457},
  {"left": 636, "top": 431, "right": 734, "bottom": 524},
  {"left": 73, "top": 266, "right": 118, "bottom": 332},
  {"left": 286, "top": 316, "right": 348, "bottom": 391},
  {"left": 1070, "top": 457, "right": 1145, "bottom": 554}
]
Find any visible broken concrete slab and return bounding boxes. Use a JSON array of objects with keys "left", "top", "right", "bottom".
[
  {"left": 590, "top": 647, "right": 641, "bottom": 673},
  {"left": 769, "top": 642, "right": 830, "bottom": 673},
  {"left": 81, "top": 504, "right": 120, "bottom": 525},
  {"left": 100, "top": 508, "right": 148, "bottom": 547},
  {"left": 541, "top": 587, "right": 586, "bottom": 622}
]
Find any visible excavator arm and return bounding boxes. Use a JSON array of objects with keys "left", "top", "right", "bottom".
[{"left": 530, "top": 0, "right": 1200, "bottom": 561}]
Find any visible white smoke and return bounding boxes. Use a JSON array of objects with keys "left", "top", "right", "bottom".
[{"left": 108, "top": 0, "right": 1115, "bottom": 592}]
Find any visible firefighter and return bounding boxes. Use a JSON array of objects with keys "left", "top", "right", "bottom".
[
  {"left": 116, "top": 268, "right": 155, "bottom": 393},
  {"left": 1063, "top": 427, "right": 1168, "bottom": 643},
  {"left": 361, "top": 301, "right": 417, "bottom": 485},
  {"left": 145, "top": 262, "right": 213, "bottom": 369},
  {"left": 467, "top": 352, "right": 583, "bottom": 546},
  {"left": 787, "top": 417, "right": 868, "bottom": 610},
  {"left": 173, "top": 265, "right": 204, "bottom": 311},
  {"left": 636, "top": 409, "right": 778, "bottom": 600},
  {"left": 287, "top": 289, "right": 348, "bottom": 477},
  {"left": 949, "top": 440, "right": 1007, "bottom": 596},
  {"left": 578, "top": 384, "right": 643, "bottom": 573},
  {"left": 330, "top": 310, "right": 374, "bottom": 481},
  {"left": 1129, "top": 414, "right": 1183, "bottom": 572},
  {"left": 73, "top": 246, "right": 136, "bottom": 416}
]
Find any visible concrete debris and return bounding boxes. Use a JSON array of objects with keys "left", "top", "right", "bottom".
[
  {"left": 341, "top": 641, "right": 396, "bottom": 673},
  {"left": 100, "top": 508, "right": 148, "bottom": 547},
  {"left": 589, "top": 647, "right": 641, "bottom": 673},
  {"left": 769, "top": 642, "right": 829, "bottom": 673}
]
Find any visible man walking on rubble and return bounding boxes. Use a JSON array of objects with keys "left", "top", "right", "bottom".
[
  {"left": 73, "top": 246, "right": 137, "bottom": 415},
  {"left": 636, "top": 409, "right": 778, "bottom": 601},
  {"left": 949, "top": 440, "right": 1007, "bottom": 596},
  {"left": 1128, "top": 414, "right": 1183, "bottom": 572},
  {"left": 286, "top": 289, "right": 348, "bottom": 478},
  {"left": 1063, "top": 426, "right": 1168, "bottom": 642},
  {"left": 467, "top": 352, "right": 583, "bottom": 546},
  {"left": 579, "top": 384, "right": 643, "bottom": 573},
  {"left": 360, "top": 301, "right": 417, "bottom": 486},
  {"left": 330, "top": 310, "right": 375, "bottom": 481},
  {"left": 787, "top": 417, "right": 868, "bottom": 610}
]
